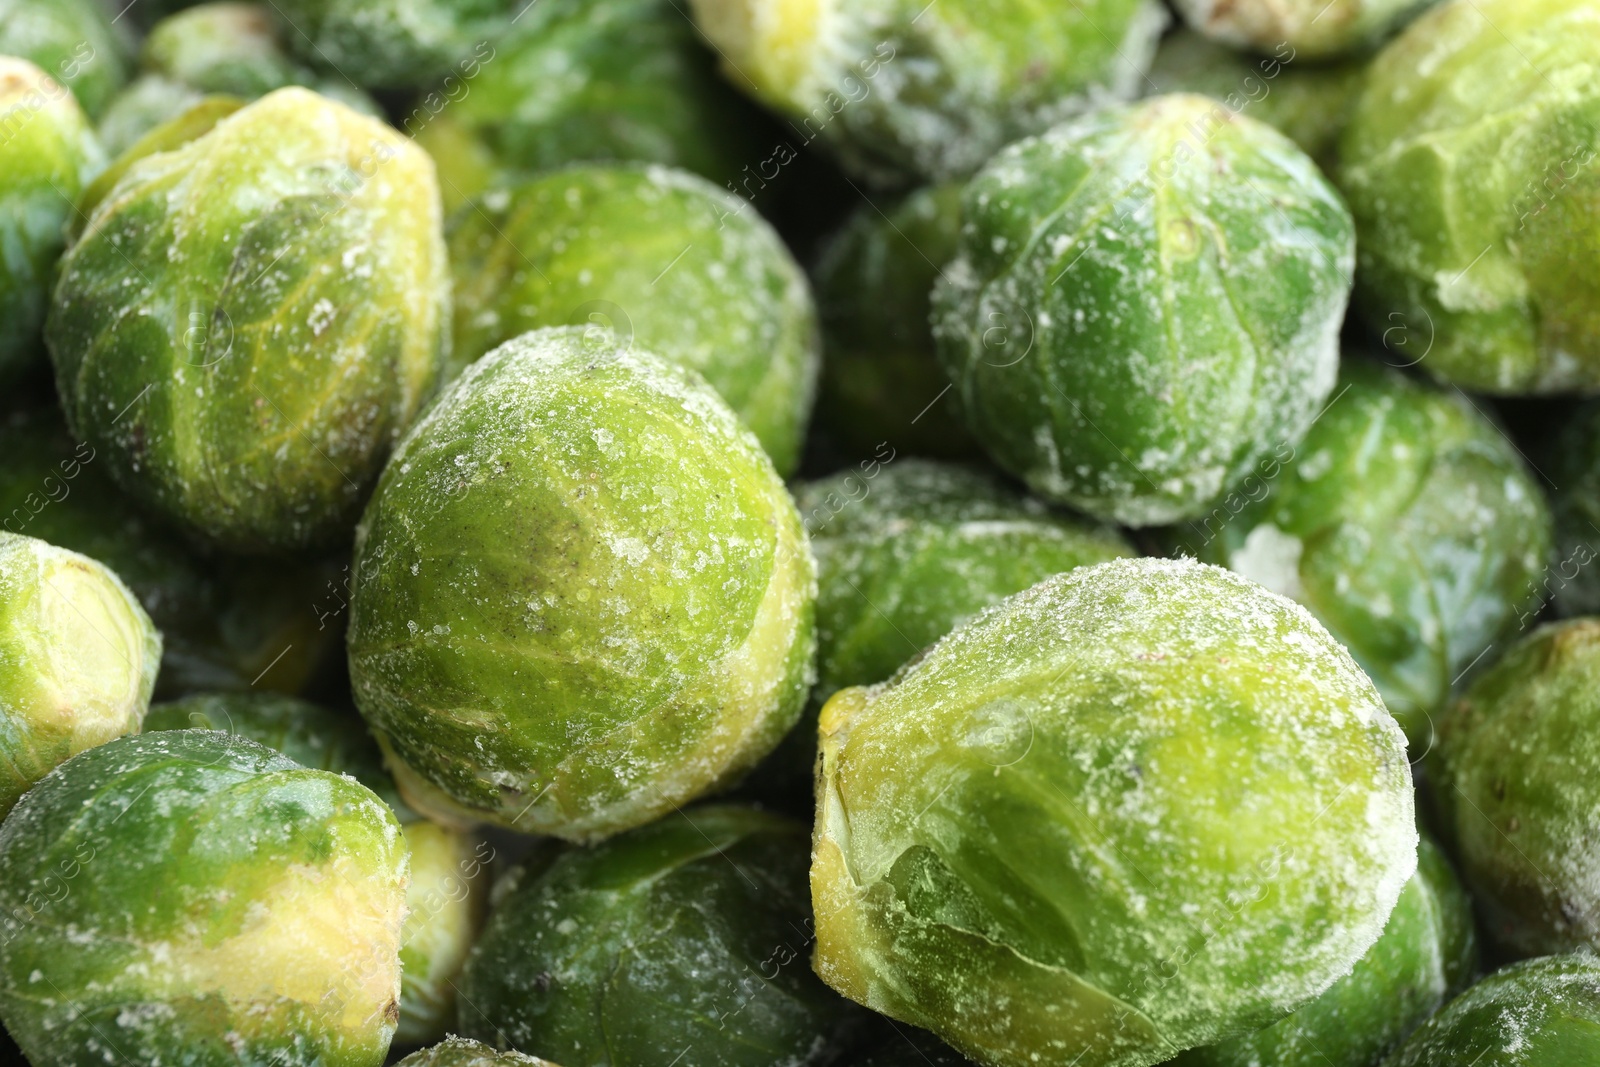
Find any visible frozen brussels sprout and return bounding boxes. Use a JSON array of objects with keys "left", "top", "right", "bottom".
[
  {"left": 1177, "top": 836, "right": 1476, "bottom": 1067},
  {"left": 932, "top": 94, "right": 1354, "bottom": 526},
  {"left": 0, "top": 531, "right": 159, "bottom": 817},
  {"left": 275, "top": 0, "right": 512, "bottom": 89},
  {"left": 48, "top": 86, "right": 449, "bottom": 553},
  {"left": 1431, "top": 618, "right": 1600, "bottom": 956},
  {"left": 397, "top": 1038, "right": 560, "bottom": 1066},
  {"left": 813, "top": 557, "right": 1417, "bottom": 1067},
  {"left": 1173, "top": 0, "right": 1437, "bottom": 60},
  {"left": 0, "top": 0, "right": 130, "bottom": 118},
  {"left": 0, "top": 730, "right": 410, "bottom": 1067},
  {"left": 459, "top": 805, "right": 856, "bottom": 1066},
  {"left": 432, "top": 0, "right": 763, "bottom": 191},
  {"left": 1381, "top": 954, "right": 1600, "bottom": 1066},
  {"left": 690, "top": 0, "right": 1166, "bottom": 183},
  {"left": 812, "top": 184, "right": 975, "bottom": 459},
  {"left": 347, "top": 328, "right": 816, "bottom": 841},
  {"left": 144, "top": 691, "right": 492, "bottom": 1046},
  {"left": 1546, "top": 401, "right": 1600, "bottom": 615},
  {"left": 94, "top": 73, "right": 206, "bottom": 156},
  {"left": 1144, "top": 30, "right": 1365, "bottom": 169},
  {"left": 1167, "top": 359, "right": 1552, "bottom": 748},
  {"left": 1341, "top": 0, "right": 1600, "bottom": 394},
  {"left": 449, "top": 164, "right": 819, "bottom": 475},
  {"left": 0, "top": 58, "right": 104, "bottom": 386},
  {"left": 800, "top": 460, "right": 1134, "bottom": 700}
]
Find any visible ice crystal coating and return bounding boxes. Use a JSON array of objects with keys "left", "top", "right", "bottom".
[
  {"left": 459, "top": 805, "right": 857, "bottom": 1066},
  {"left": 812, "top": 557, "right": 1417, "bottom": 1067},
  {"left": 811, "top": 184, "right": 975, "bottom": 459},
  {"left": 932, "top": 94, "right": 1354, "bottom": 526},
  {"left": 347, "top": 327, "right": 817, "bottom": 841},
  {"left": 1167, "top": 358, "right": 1551, "bottom": 748},
  {"left": 397, "top": 1037, "right": 561, "bottom": 1066},
  {"left": 1172, "top": 0, "right": 1439, "bottom": 60},
  {"left": 0, "top": 0, "right": 130, "bottom": 118},
  {"left": 1340, "top": 0, "right": 1600, "bottom": 394},
  {"left": 0, "top": 57, "right": 104, "bottom": 386},
  {"left": 1381, "top": 954, "right": 1600, "bottom": 1066},
  {"left": 48, "top": 86, "right": 450, "bottom": 553},
  {"left": 0, "top": 730, "right": 410, "bottom": 1067},
  {"left": 275, "top": 0, "right": 515, "bottom": 90},
  {"left": 1431, "top": 619, "right": 1600, "bottom": 956},
  {"left": 1176, "top": 836, "right": 1476, "bottom": 1067},
  {"left": 0, "top": 531, "right": 159, "bottom": 817},
  {"left": 449, "top": 163, "right": 819, "bottom": 476},
  {"left": 689, "top": 0, "right": 1167, "bottom": 183}
]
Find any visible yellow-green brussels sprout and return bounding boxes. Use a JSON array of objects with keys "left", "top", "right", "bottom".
[
  {"left": 0, "top": 530, "right": 159, "bottom": 817},
  {"left": 813, "top": 557, "right": 1417, "bottom": 1067},
  {"left": 348, "top": 327, "right": 816, "bottom": 841},
  {"left": 1172, "top": 0, "right": 1439, "bottom": 60},
  {"left": 1340, "top": 0, "right": 1600, "bottom": 394},
  {"left": 0, "top": 58, "right": 104, "bottom": 386},
  {"left": 397, "top": 1037, "right": 561, "bottom": 1066},
  {"left": 0, "top": 730, "right": 410, "bottom": 1066},
  {"left": 0, "top": 0, "right": 130, "bottom": 118},
  {"left": 48, "top": 86, "right": 450, "bottom": 553},
  {"left": 689, "top": 0, "right": 1168, "bottom": 184},
  {"left": 449, "top": 164, "right": 819, "bottom": 476}
]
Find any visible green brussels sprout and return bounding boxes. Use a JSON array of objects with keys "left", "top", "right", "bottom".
[
  {"left": 0, "top": 531, "right": 159, "bottom": 817},
  {"left": 0, "top": 58, "right": 104, "bottom": 386},
  {"left": 0, "top": 406, "right": 343, "bottom": 698},
  {"left": 811, "top": 184, "right": 976, "bottom": 460},
  {"left": 1165, "top": 359, "right": 1552, "bottom": 748},
  {"left": 932, "top": 94, "right": 1355, "bottom": 527},
  {"left": 147, "top": 2, "right": 312, "bottom": 96},
  {"left": 813, "top": 557, "right": 1418, "bottom": 1067},
  {"left": 1176, "top": 835, "right": 1476, "bottom": 1067},
  {"left": 1431, "top": 618, "right": 1600, "bottom": 956},
  {"left": 800, "top": 459, "right": 1134, "bottom": 700},
  {"left": 459, "top": 805, "right": 857, "bottom": 1066},
  {"left": 275, "top": 0, "right": 512, "bottom": 90},
  {"left": 1380, "top": 954, "right": 1600, "bottom": 1066},
  {"left": 434, "top": 0, "right": 764, "bottom": 190},
  {"left": 1340, "top": 0, "right": 1600, "bottom": 394},
  {"left": 689, "top": 0, "right": 1168, "bottom": 184},
  {"left": 347, "top": 327, "right": 816, "bottom": 841},
  {"left": 1545, "top": 400, "right": 1600, "bottom": 616},
  {"left": 1172, "top": 0, "right": 1437, "bottom": 60},
  {"left": 48, "top": 86, "right": 450, "bottom": 553},
  {"left": 0, "top": 0, "right": 130, "bottom": 118},
  {"left": 449, "top": 164, "right": 819, "bottom": 476},
  {"left": 94, "top": 73, "right": 206, "bottom": 156},
  {"left": 397, "top": 1037, "right": 561, "bottom": 1066},
  {"left": 0, "top": 730, "right": 410, "bottom": 1067},
  {"left": 1143, "top": 30, "right": 1366, "bottom": 170},
  {"left": 144, "top": 691, "right": 492, "bottom": 1045}
]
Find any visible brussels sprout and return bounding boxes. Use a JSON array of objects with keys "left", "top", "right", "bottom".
[
  {"left": 433, "top": 0, "right": 764, "bottom": 190},
  {"left": 144, "top": 691, "right": 492, "bottom": 1045},
  {"left": 689, "top": 0, "right": 1167, "bottom": 184},
  {"left": 0, "top": 406, "right": 342, "bottom": 697},
  {"left": 1340, "top": 0, "right": 1600, "bottom": 394},
  {"left": 1430, "top": 618, "right": 1600, "bottom": 956},
  {"left": 1176, "top": 835, "right": 1476, "bottom": 1067},
  {"left": 1144, "top": 30, "right": 1366, "bottom": 169},
  {"left": 1171, "top": 0, "right": 1437, "bottom": 60},
  {"left": 94, "top": 73, "right": 206, "bottom": 156},
  {"left": 0, "top": 0, "right": 130, "bottom": 118},
  {"left": 1166, "top": 359, "right": 1552, "bottom": 748},
  {"left": 1545, "top": 400, "right": 1600, "bottom": 615},
  {"left": 347, "top": 327, "right": 816, "bottom": 841},
  {"left": 0, "top": 730, "right": 410, "bottom": 1067},
  {"left": 0, "top": 531, "right": 159, "bottom": 817},
  {"left": 812, "top": 557, "right": 1417, "bottom": 1067},
  {"left": 811, "top": 184, "right": 976, "bottom": 460},
  {"left": 48, "top": 86, "right": 450, "bottom": 553},
  {"left": 0, "top": 58, "right": 103, "bottom": 386},
  {"left": 147, "top": 2, "right": 311, "bottom": 96},
  {"left": 1380, "top": 954, "right": 1600, "bottom": 1066},
  {"left": 275, "top": 0, "right": 512, "bottom": 90},
  {"left": 397, "top": 1037, "right": 560, "bottom": 1066},
  {"left": 932, "top": 94, "right": 1355, "bottom": 526},
  {"left": 449, "top": 164, "right": 819, "bottom": 475},
  {"left": 459, "top": 805, "right": 857, "bottom": 1066}
]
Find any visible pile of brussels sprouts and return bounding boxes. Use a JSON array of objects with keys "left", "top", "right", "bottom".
[{"left": 5, "top": 0, "right": 1600, "bottom": 1065}]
